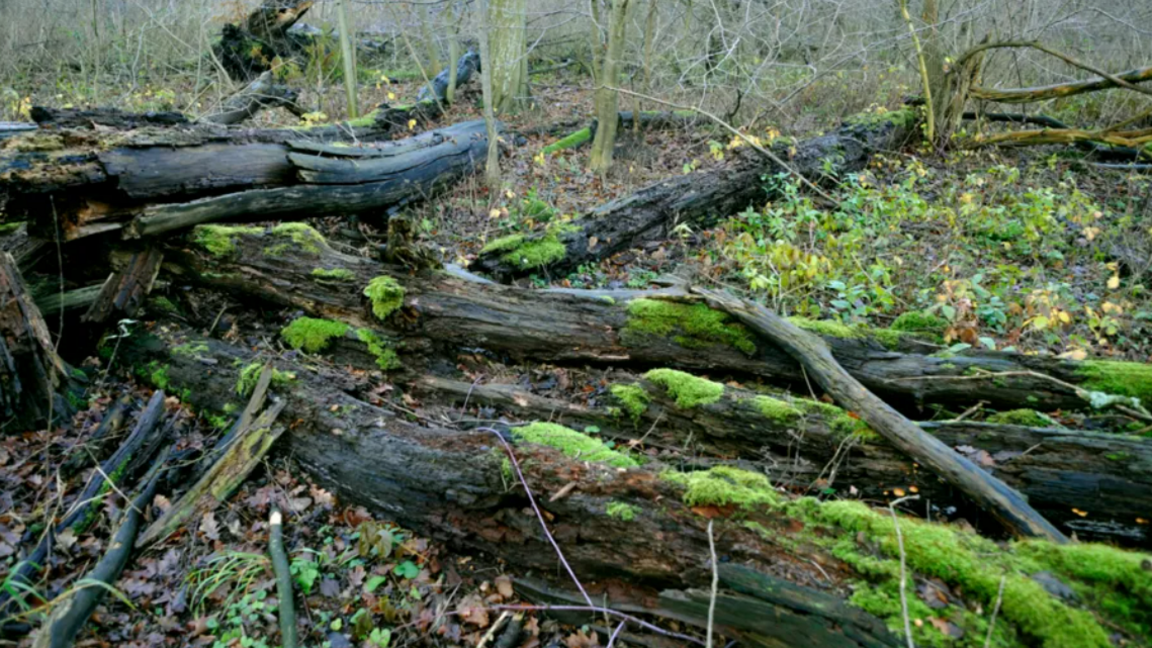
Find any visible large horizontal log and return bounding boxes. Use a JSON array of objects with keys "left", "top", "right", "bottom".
[
  {"left": 970, "top": 65, "right": 1152, "bottom": 104},
  {"left": 475, "top": 113, "right": 916, "bottom": 278},
  {"left": 1, "top": 115, "right": 483, "bottom": 240},
  {"left": 412, "top": 375, "right": 1152, "bottom": 548},
  {"left": 158, "top": 227, "right": 1152, "bottom": 415},
  {"left": 130, "top": 326, "right": 1152, "bottom": 648}
]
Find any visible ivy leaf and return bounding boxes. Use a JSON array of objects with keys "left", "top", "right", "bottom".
[
  {"left": 365, "top": 575, "right": 388, "bottom": 593},
  {"left": 393, "top": 560, "right": 419, "bottom": 579}
]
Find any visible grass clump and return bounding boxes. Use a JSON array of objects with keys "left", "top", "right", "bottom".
[
  {"left": 311, "top": 268, "right": 355, "bottom": 282},
  {"left": 356, "top": 328, "right": 401, "bottom": 371},
  {"left": 514, "top": 422, "right": 638, "bottom": 468},
  {"left": 752, "top": 395, "right": 801, "bottom": 423},
  {"left": 986, "top": 409, "right": 1054, "bottom": 427},
  {"left": 192, "top": 225, "right": 263, "bottom": 257},
  {"left": 624, "top": 299, "right": 757, "bottom": 355},
  {"left": 364, "top": 276, "right": 406, "bottom": 320},
  {"left": 235, "top": 363, "right": 297, "bottom": 397},
  {"left": 644, "top": 369, "right": 724, "bottom": 408},
  {"left": 1077, "top": 360, "right": 1152, "bottom": 406},
  {"left": 609, "top": 383, "right": 650, "bottom": 424},
  {"left": 662, "top": 466, "right": 777, "bottom": 509},
  {"left": 281, "top": 317, "right": 349, "bottom": 354},
  {"left": 605, "top": 501, "right": 640, "bottom": 521}
]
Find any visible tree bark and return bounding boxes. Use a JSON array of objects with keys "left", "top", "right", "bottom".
[
  {"left": 2, "top": 116, "right": 488, "bottom": 241},
  {"left": 487, "top": 0, "right": 529, "bottom": 113},
  {"left": 589, "top": 0, "right": 630, "bottom": 174},
  {"left": 476, "top": 114, "right": 914, "bottom": 278},
  {"left": 157, "top": 229, "right": 1152, "bottom": 416},
  {"left": 969, "top": 65, "right": 1152, "bottom": 104},
  {"left": 413, "top": 375, "right": 1152, "bottom": 548},
  {"left": 418, "top": 50, "right": 481, "bottom": 103}
]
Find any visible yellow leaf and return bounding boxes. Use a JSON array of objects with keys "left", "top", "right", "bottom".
[
  {"left": 488, "top": 209, "right": 501, "bottom": 219},
  {"left": 1107, "top": 275, "right": 1120, "bottom": 290},
  {"left": 1058, "top": 349, "right": 1088, "bottom": 361},
  {"left": 407, "top": 119, "right": 417, "bottom": 130},
  {"left": 1057, "top": 311, "right": 1071, "bottom": 324},
  {"left": 387, "top": 92, "right": 396, "bottom": 101}
]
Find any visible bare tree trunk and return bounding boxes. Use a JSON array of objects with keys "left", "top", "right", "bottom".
[
  {"left": 479, "top": 0, "right": 502, "bottom": 191},
  {"left": 487, "top": 0, "right": 528, "bottom": 113},
  {"left": 589, "top": 0, "right": 630, "bottom": 174},
  {"left": 335, "top": 0, "right": 360, "bottom": 119}
]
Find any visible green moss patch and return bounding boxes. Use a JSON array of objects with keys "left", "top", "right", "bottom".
[
  {"left": 752, "top": 395, "right": 801, "bottom": 423},
  {"left": 364, "top": 276, "right": 406, "bottom": 320},
  {"left": 514, "top": 422, "right": 638, "bottom": 468},
  {"left": 192, "top": 225, "right": 263, "bottom": 257},
  {"left": 281, "top": 317, "right": 349, "bottom": 354},
  {"left": 662, "top": 466, "right": 777, "bottom": 509},
  {"left": 795, "top": 399, "right": 877, "bottom": 440},
  {"left": 890, "top": 311, "right": 948, "bottom": 339},
  {"left": 480, "top": 234, "right": 525, "bottom": 255},
  {"left": 606, "top": 501, "right": 639, "bottom": 521},
  {"left": 609, "top": 383, "right": 650, "bottom": 424},
  {"left": 235, "top": 362, "right": 297, "bottom": 397},
  {"left": 266, "top": 223, "right": 327, "bottom": 256},
  {"left": 311, "top": 268, "right": 355, "bottom": 282},
  {"left": 986, "top": 409, "right": 1055, "bottom": 427},
  {"left": 624, "top": 299, "right": 757, "bottom": 355},
  {"left": 1077, "top": 360, "right": 1152, "bottom": 406},
  {"left": 542, "top": 127, "right": 591, "bottom": 155},
  {"left": 356, "top": 328, "right": 401, "bottom": 371},
  {"left": 645, "top": 369, "right": 724, "bottom": 408}
]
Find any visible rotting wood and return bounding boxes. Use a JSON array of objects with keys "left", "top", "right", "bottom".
[
  {"left": 414, "top": 375, "right": 1152, "bottom": 548},
  {"left": 200, "top": 72, "right": 307, "bottom": 125},
  {"left": 693, "top": 287, "right": 1068, "bottom": 543},
  {"left": 82, "top": 247, "right": 164, "bottom": 324},
  {"left": 158, "top": 230, "right": 1152, "bottom": 415}
]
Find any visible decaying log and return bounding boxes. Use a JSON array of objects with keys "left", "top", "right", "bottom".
[
  {"left": 159, "top": 228, "right": 1152, "bottom": 415},
  {"left": 413, "top": 375, "right": 1152, "bottom": 548},
  {"left": 418, "top": 50, "right": 481, "bottom": 103},
  {"left": 200, "top": 72, "right": 307, "bottom": 126},
  {"left": 30, "top": 107, "right": 188, "bottom": 130},
  {"left": 970, "top": 64, "right": 1152, "bottom": 104},
  {"left": 695, "top": 288, "right": 1066, "bottom": 542},
  {"left": 0, "top": 123, "right": 38, "bottom": 141},
  {"left": 82, "top": 247, "right": 163, "bottom": 324},
  {"left": 1, "top": 116, "right": 486, "bottom": 241},
  {"left": 0, "top": 252, "right": 78, "bottom": 431},
  {"left": 136, "top": 369, "right": 286, "bottom": 547},
  {"left": 476, "top": 113, "right": 915, "bottom": 278},
  {"left": 126, "top": 325, "right": 1151, "bottom": 648}
]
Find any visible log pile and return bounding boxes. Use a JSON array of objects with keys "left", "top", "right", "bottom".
[{"left": 1, "top": 106, "right": 1151, "bottom": 648}]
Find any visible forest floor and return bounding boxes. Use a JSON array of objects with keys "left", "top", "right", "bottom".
[{"left": 3, "top": 64, "right": 1152, "bottom": 648}]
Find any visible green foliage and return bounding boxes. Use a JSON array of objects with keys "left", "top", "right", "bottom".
[
  {"left": 364, "top": 276, "right": 406, "bottom": 320},
  {"left": 608, "top": 383, "right": 650, "bottom": 423},
  {"left": 357, "top": 328, "right": 401, "bottom": 371},
  {"left": 514, "top": 422, "right": 639, "bottom": 468},
  {"left": 624, "top": 299, "right": 757, "bottom": 354},
  {"left": 644, "top": 368, "right": 724, "bottom": 408},
  {"left": 311, "top": 267, "right": 355, "bottom": 282},
  {"left": 606, "top": 501, "right": 640, "bottom": 521},
  {"left": 192, "top": 225, "right": 263, "bottom": 257},
  {"left": 235, "top": 362, "right": 296, "bottom": 397},
  {"left": 136, "top": 361, "right": 170, "bottom": 390},
  {"left": 290, "top": 556, "right": 321, "bottom": 595},
  {"left": 661, "top": 466, "right": 777, "bottom": 508},
  {"left": 846, "top": 107, "right": 917, "bottom": 129},
  {"left": 281, "top": 317, "right": 349, "bottom": 354}
]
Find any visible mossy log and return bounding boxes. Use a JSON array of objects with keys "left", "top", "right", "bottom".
[
  {"left": 477, "top": 113, "right": 916, "bottom": 278},
  {"left": 1, "top": 115, "right": 482, "bottom": 241},
  {"left": 133, "top": 326, "right": 1152, "bottom": 648},
  {"left": 413, "top": 375, "right": 1152, "bottom": 549},
  {"left": 158, "top": 228, "right": 1152, "bottom": 416}
]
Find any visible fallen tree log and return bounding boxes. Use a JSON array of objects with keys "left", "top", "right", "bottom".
[
  {"left": 476, "top": 112, "right": 916, "bottom": 278},
  {"left": 1, "top": 117, "right": 488, "bottom": 241},
  {"left": 199, "top": 72, "right": 307, "bottom": 126},
  {"left": 970, "top": 64, "right": 1152, "bottom": 104},
  {"left": 158, "top": 227, "right": 1152, "bottom": 415},
  {"left": 418, "top": 50, "right": 481, "bottom": 103},
  {"left": 128, "top": 324, "right": 1152, "bottom": 648},
  {"left": 413, "top": 375, "right": 1152, "bottom": 548}
]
